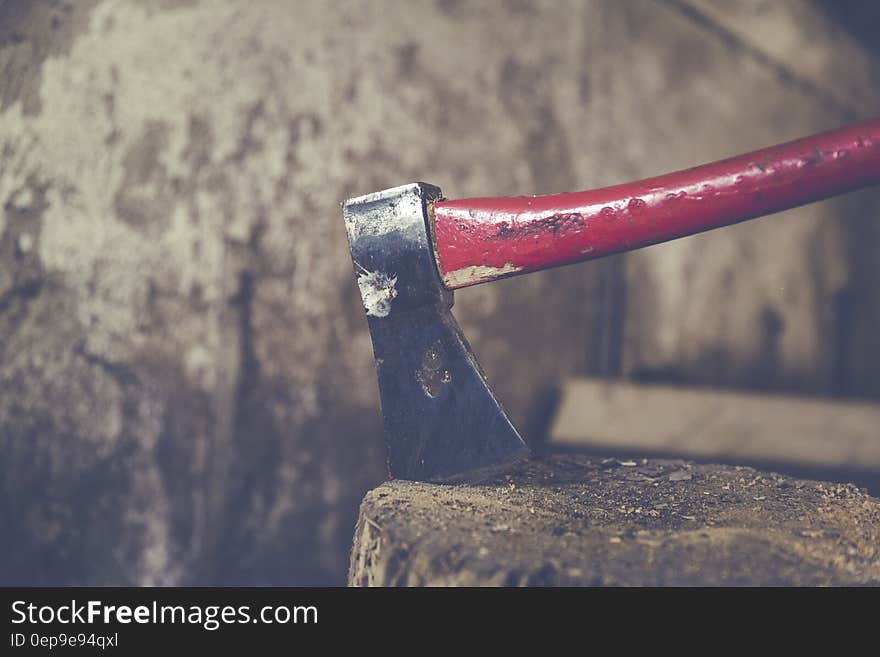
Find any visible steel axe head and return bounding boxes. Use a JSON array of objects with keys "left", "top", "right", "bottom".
[{"left": 342, "top": 183, "right": 530, "bottom": 482}]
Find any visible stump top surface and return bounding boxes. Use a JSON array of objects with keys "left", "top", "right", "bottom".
[{"left": 349, "top": 455, "right": 880, "bottom": 586}]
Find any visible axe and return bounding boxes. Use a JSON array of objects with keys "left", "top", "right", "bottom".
[{"left": 342, "top": 119, "right": 880, "bottom": 482}]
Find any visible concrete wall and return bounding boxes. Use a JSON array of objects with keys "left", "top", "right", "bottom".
[{"left": 1, "top": 0, "right": 878, "bottom": 584}]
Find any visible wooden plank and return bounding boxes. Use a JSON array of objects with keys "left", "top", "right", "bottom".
[{"left": 550, "top": 378, "right": 880, "bottom": 470}]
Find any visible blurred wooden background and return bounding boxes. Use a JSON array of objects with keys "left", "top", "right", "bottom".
[{"left": 1, "top": 0, "right": 878, "bottom": 585}]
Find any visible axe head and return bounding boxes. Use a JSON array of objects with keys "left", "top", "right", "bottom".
[{"left": 343, "top": 183, "right": 530, "bottom": 482}]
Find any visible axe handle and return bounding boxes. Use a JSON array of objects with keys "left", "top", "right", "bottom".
[{"left": 431, "top": 118, "right": 880, "bottom": 289}]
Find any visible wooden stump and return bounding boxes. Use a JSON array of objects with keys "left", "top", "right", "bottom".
[{"left": 349, "top": 455, "right": 880, "bottom": 586}]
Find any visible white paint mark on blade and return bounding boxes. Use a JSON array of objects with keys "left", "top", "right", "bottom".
[{"left": 356, "top": 265, "right": 398, "bottom": 317}]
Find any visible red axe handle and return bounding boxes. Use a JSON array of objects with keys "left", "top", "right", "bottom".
[{"left": 431, "top": 118, "right": 880, "bottom": 289}]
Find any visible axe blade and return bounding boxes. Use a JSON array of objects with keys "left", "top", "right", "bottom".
[{"left": 343, "top": 183, "right": 529, "bottom": 482}]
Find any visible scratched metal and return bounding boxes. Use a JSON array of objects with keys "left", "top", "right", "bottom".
[{"left": 343, "top": 183, "right": 530, "bottom": 481}]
